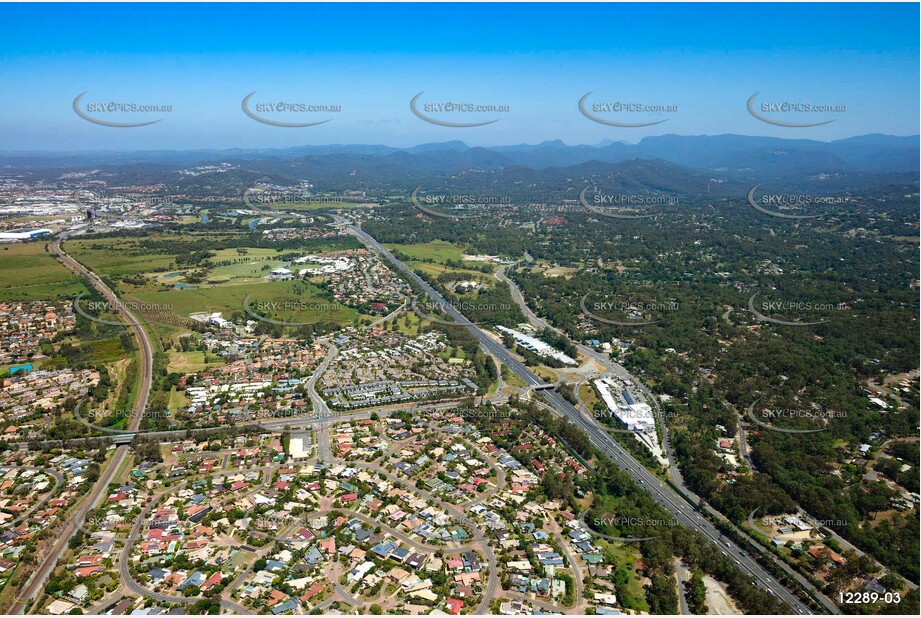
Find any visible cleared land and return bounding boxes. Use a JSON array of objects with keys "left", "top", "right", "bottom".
[
  {"left": 0, "top": 242, "right": 85, "bottom": 300},
  {"left": 133, "top": 279, "right": 359, "bottom": 324},
  {"left": 67, "top": 235, "right": 364, "bottom": 327},
  {"left": 384, "top": 240, "right": 468, "bottom": 264},
  {"left": 167, "top": 350, "right": 225, "bottom": 373}
]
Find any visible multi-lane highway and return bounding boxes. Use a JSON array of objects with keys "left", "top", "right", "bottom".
[
  {"left": 497, "top": 264, "right": 687, "bottom": 487},
  {"left": 347, "top": 222, "right": 824, "bottom": 615},
  {"left": 10, "top": 236, "right": 154, "bottom": 615},
  {"left": 8, "top": 223, "right": 835, "bottom": 615},
  {"left": 499, "top": 260, "right": 840, "bottom": 612}
]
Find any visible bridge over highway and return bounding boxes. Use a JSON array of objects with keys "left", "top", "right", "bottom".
[
  {"left": 345, "top": 219, "right": 837, "bottom": 615},
  {"left": 11, "top": 236, "right": 154, "bottom": 615}
]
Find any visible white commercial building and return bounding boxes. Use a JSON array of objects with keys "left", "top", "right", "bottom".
[
  {"left": 294, "top": 254, "right": 353, "bottom": 274},
  {"left": 594, "top": 377, "right": 655, "bottom": 432},
  {"left": 0, "top": 228, "right": 52, "bottom": 242},
  {"left": 289, "top": 436, "right": 313, "bottom": 460},
  {"left": 268, "top": 267, "right": 293, "bottom": 281},
  {"left": 496, "top": 325, "right": 577, "bottom": 365}
]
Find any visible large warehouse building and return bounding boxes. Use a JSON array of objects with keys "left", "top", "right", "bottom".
[{"left": 0, "top": 228, "right": 52, "bottom": 242}]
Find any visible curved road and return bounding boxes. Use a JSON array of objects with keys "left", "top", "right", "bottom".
[
  {"left": 497, "top": 265, "right": 685, "bottom": 488},
  {"left": 118, "top": 467, "right": 272, "bottom": 614},
  {"left": 348, "top": 222, "right": 828, "bottom": 615},
  {"left": 497, "top": 258, "right": 841, "bottom": 614},
  {"left": 0, "top": 467, "right": 65, "bottom": 531},
  {"left": 346, "top": 460, "right": 499, "bottom": 613},
  {"left": 10, "top": 236, "right": 154, "bottom": 615}
]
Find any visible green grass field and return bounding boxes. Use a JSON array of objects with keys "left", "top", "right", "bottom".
[
  {"left": 86, "top": 338, "right": 128, "bottom": 363},
  {"left": 167, "top": 350, "right": 225, "bottom": 373},
  {"left": 133, "top": 279, "right": 360, "bottom": 325},
  {"left": 579, "top": 382, "right": 600, "bottom": 408},
  {"left": 597, "top": 538, "right": 650, "bottom": 611},
  {"left": 66, "top": 237, "right": 178, "bottom": 277},
  {"left": 532, "top": 365, "right": 559, "bottom": 382},
  {"left": 66, "top": 236, "right": 288, "bottom": 278},
  {"left": 0, "top": 242, "right": 85, "bottom": 300},
  {"left": 384, "top": 240, "right": 467, "bottom": 264},
  {"left": 167, "top": 386, "right": 191, "bottom": 412},
  {"left": 379, "top": 309, "right": 424, "bottom": 337},
  {"left": 410, "top": 261, "right": 493, "bottom": 283},
  {"left": 36, "top": 232, "right": 376, "bottom": 366},
  {"left": 503, "top": 367, "right": 527, "bottom": 388},
  {"left": 383, "top": 241, "right": 497, "bottom": 284},
  {"left": 66, "top": 234, "right": 363, "bottom": 327},
  {"left": 206, "top": 259, "right": 284, "bottom": 282},
  {"left": 191, "top": 248, "right": 289, "bottom": 285}
]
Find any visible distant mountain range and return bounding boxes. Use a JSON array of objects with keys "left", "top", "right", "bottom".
[
  {"left": 2, "top": 134, "right": 917, "bottom": 198},
  {"left": 3, "top": 134, "right": 916, "bottom": 176}
]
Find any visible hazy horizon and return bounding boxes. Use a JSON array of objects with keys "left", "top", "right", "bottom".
[
  {"left": 0, "top": 3, "right": 918, "bottom": 151},
  {"left": 1, "top": 132, "right": 918, "bottom": 157}
]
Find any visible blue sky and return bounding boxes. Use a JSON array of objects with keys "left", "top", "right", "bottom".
[{"left": 0, "top": 2, "right": 917, "bottom": 151}]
